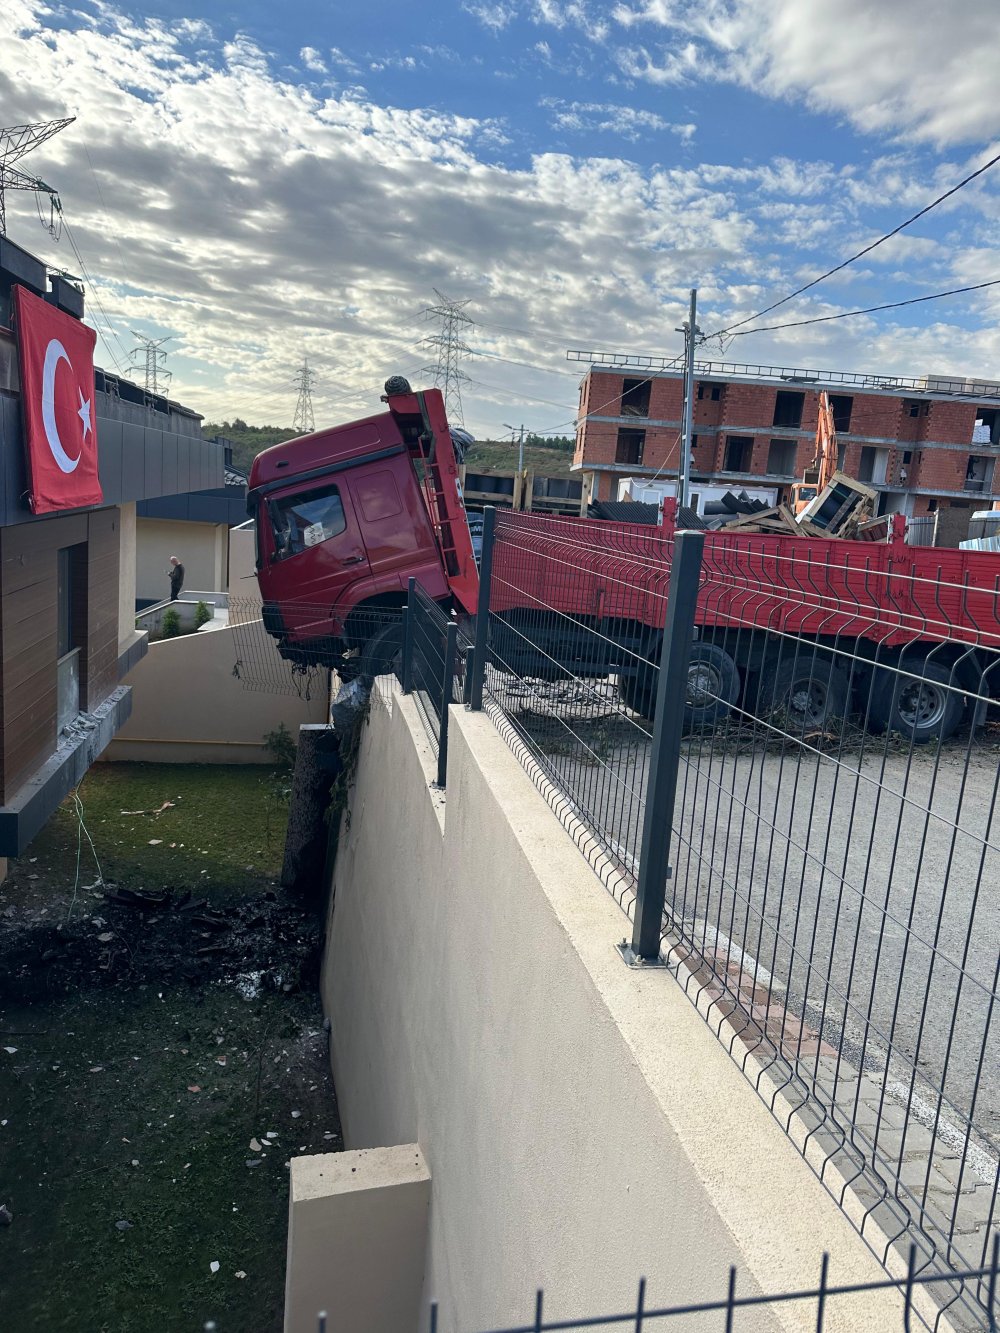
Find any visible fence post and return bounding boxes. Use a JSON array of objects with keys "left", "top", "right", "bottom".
[
  {"left": 438, "top": 620, "right": 458, "bottom": 788},
  {"left": 626, "top": 530, "right": 705, "bottom": 963},
  {"left": 468, "top": 506, "right": 496, "bottom": 711},
  {"left": 402, "top": 576, "right": 416, "bottom": 694}
]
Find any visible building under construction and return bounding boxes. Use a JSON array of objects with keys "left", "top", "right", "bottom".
[{"left": 572, "top": 355, "right": 1000, "bottom": 545}]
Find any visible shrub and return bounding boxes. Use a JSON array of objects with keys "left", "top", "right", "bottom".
[
  {"left": 263, "top": 721, "right": 297, "bottom": 770},
  {"left": 194, "top": 600, "right": 212, "bottom": 629},
  {"left": 162, "top": 607, "right": 182, "bottom": 639}
]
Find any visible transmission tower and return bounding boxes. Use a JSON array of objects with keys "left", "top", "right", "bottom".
[
  {"left": 130, "top": 332, "right": 172, "bottom": 395},
  {"left": 293, "top": 358, "right": 316, "bottom": 434},
  {"left": 0, "top": 117, "right": 75, "bottom": 237},
  {"left": 421, "top": 289, "right": 473, "bottom": 426}
]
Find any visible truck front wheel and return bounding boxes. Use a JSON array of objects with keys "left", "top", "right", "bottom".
[
  {"left": 868, "top": 658, "right": 964, "bottom": 744},
  {"left": 358, "top": 623, "right": 403, "bottom": 683}
]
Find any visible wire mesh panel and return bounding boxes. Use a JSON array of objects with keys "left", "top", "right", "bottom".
[
  {"left": 484, "top": 510, "right": 670, "bottom": 892},
  {"left": 227, "top": 596, "right": 334, "bottom": 699},
  {"left": 401, "top": 583, "right": 463, "bottom": 786},
  {"left": 480, "top": 507, "right": 1000, "bottom": 1329}
]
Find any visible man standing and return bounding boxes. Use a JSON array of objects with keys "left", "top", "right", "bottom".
[{"left": 168, "top": 555, "right": 185, "bottom": 601}]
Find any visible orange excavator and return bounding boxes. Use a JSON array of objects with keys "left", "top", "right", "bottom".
[{"left": 790, "top": 390, "right": 837, "bottom": 514}]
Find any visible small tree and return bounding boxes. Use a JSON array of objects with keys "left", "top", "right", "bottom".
[
  {"left": 194, "top": 600, "right": 212, "bottom": 629},
  {"left": 162, "top": 607, "right": 182, "bottom": 639}
]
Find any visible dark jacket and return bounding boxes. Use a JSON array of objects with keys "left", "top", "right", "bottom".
[{"left": 169, "top": 563, "right": 185, "bottom": 599}]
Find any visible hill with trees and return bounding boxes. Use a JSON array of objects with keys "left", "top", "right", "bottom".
[{"left": 203, "top": 420, "right": 576, "bottom": 478}]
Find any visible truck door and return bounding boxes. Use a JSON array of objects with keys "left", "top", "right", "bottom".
[{"left": 267, "top": 478, "right": 371, "bottom": 629}]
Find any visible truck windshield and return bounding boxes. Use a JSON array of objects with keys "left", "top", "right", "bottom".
[{"left": 273, "top": 484, "right": 347, "bottom": 557}]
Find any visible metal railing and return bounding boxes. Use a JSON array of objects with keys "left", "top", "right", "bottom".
[
  {"left": 399, "top": 578, "right": 466, "bottom": 788},
  {"left": 470, "top": 505, "right": 1000, "bottom": 1331},
  {"left": 566, "top": 350, "right": 1000, "bottom": 401},
  {"left": 289, "top": 1241, "right": 1000, "bottom": 1333}
]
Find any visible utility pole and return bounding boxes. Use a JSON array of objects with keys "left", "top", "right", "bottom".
[
  {"left": 293, "top": 357, "right": 316, "bottom": 434},
  {"left": 421, "top": 289, "right": 473, "bottom": 427},
  {"left": 0, "top": 117, "right": 74, "bottom": 237},
  {"left": 676, "top": 288, "right": 699, "bottom": 510},
  {"left": 130, "top": 332, "right": 172, "bottom": 396},
  {"left": 503, "top": 422, "right": 526, "bottom": 474}
]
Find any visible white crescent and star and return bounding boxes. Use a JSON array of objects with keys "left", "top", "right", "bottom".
[{"left": 41, "top": 337, "right": 92, "bottom": 474}]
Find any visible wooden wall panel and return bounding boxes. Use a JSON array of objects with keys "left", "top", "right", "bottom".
[
  {"left": 0, "top": 507, "right": 125, "bottom": 800},
  {"left": 0, "top": 527, "right": 57, "bottom": 801},
  {"left": 85, "top": 510, "right": 121, "bottom": 709}
]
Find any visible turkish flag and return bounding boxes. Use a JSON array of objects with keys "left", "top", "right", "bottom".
[{"left": 13, "top": 284, "right": 103, "bottom": 514}]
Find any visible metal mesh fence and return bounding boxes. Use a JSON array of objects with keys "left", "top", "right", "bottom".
[
  {"left": 399, "top": 581, "right": 469, "bottom": 787},
  {"left": 228, "top": 597, "right": 334, "bottom": 700},
  {"left": 289, "top": 1241, "right": 1000, "bottom": 1333},
  {"left": 478, "top": 507, "right": 1000, "bottom": 1331}
]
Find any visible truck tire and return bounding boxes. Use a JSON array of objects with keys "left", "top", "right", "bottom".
[
  {"left": 868, "top": 658, "right": 964, "bottom": 744},
  {"left": 684, "top": 643, "right": 740, "bottom": 730},
  {"left": 358, "top": 622, "right": 403, "bottom": 683},
  {"left": 759, "top": 655, "right": 849, "bottom": 734},
  {"left": 616, "top": 656, "right": 658, "bottom": 719}
]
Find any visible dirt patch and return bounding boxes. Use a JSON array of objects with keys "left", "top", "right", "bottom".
[{"left": 0, "top": 885, "right": 320, "bottom": 1004}]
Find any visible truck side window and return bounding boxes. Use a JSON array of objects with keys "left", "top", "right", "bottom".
[{"left": 273, "top": 484, "right": 347, "bottom": 556}]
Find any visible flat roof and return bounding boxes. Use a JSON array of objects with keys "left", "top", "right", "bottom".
[{"left": 568, "top": 351, "right": 1000, "bottom": 404}]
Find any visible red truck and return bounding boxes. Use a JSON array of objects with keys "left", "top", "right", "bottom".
[{"left": 251, "top": 379, "right": 1000, "bottom": 744}]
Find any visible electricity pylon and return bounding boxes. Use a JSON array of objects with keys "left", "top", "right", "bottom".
[
  {"left": 421, "top": 289, "right": 473, "bottom": 427},
  {"left": 293, "top": 358, "right": 316, "bottom": 434},
  {"left": 130, "top": 333, "right": 172, "bottom": 395},
  {"left": 0, "top": 118, "right": 75, "bottom": 236}
]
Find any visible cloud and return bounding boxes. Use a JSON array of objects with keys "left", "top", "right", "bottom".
[
  {"left": 542, "top": 98, "right": 695, "bottom": 143},
  {"left": 462, "top": 2, "right": 518, "bottom": 32},
  {"left": 300, "top": 46, "right": 327, "bottom": 74},
  {"left": 608, "top": 0, "right": 1000, "bottom": 146},
  {"left": 3, "top": 0, "right": 1000, "bottom": 440}
]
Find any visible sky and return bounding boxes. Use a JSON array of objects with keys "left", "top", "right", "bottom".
[{"left": 3, "top": 0, "right": 1000, "bottom": 440}]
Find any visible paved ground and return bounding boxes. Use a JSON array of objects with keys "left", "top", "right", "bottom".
[{"left": 493, "top": 674, "right": 1000, "bottom": 1281}]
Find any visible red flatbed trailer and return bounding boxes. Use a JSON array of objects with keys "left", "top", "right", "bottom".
[{"left": 487, "top": 503, "right": 1000, "bottom": 740}]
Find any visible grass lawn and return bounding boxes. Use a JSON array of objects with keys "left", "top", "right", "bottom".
[
  {"left": 0, "top": 762, "right": 340, "bottom": 1333},
  {"left": 2, "top": 762, "right": 291, "bottom": 913}
]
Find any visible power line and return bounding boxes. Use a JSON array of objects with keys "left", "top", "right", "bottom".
[
  {"left": 707, "top": 145, "right": 1000, "bottom": 339},
  {"left": 421, "top": 289, "right": 473, "bottom": 427},
  {"left": 727, "top": 276, "right": 1000, "bottom": 335}
]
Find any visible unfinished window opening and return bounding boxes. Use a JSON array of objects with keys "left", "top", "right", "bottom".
[
  {"left": 723, "top": 435, "right": 754, "bottom": 472},
  {"left": 829, "top": 395, "right": 853, "bottom": 432},
  {"left": 615, "top": 429, "right": 645, "bottom": 465},
  {"left": 858, "top": 447, "right": 889, "bottom": 485},
  {"left": 697, "top": 382, "right": 722, "bottom": 402},
  {"left": 836, "top": 441, "right": 847, "bottom": 471},
  {"left": 901, "top": 450, "right": 913, "bottom": 464},
  {"left": 620, "top": 378, "right": 651, "bottom": 418},
  {"left": 965, "top": 455, "right": 993, "bottom": 492},
  {"left": 974, "top": 408, "right": 1000, "bottom": 445},
  {"left": 766, "top": 438, "right": 798, "bottom": 476},
  {"left": 773, "top": 391, "right": 804, "bottom": 429},
  {"left": 905, "top": 399, "right": 928, "bottom": 418}
]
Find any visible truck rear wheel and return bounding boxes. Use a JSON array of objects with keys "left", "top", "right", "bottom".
[
  {"left": 868, "top": 658, "right": 963, "bottom": 744},
  {"left": 616, "top": 656, "right": 657, "bottom": 719},
  {"left": 759, "top": 655, "right": 849, "bottom": 734},
  {"left": 684, "top": 643, "right": 740, "bottom": 730}
]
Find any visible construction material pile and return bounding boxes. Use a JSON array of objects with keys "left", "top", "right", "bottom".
[{"left": 709, "top": 472, "right": 879, "bottom": 540}]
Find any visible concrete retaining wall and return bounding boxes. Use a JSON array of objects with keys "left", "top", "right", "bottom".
[
  {"left": 105, "top": 621, "right": 327, "bottom": 763},
  {"left": 322, "top": 691, "right": 905, "bottom": 1333}
]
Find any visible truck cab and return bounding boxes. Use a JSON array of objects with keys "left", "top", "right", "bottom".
[{"left": 249, "top": 381, "right": 478, "bottom": 671}]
